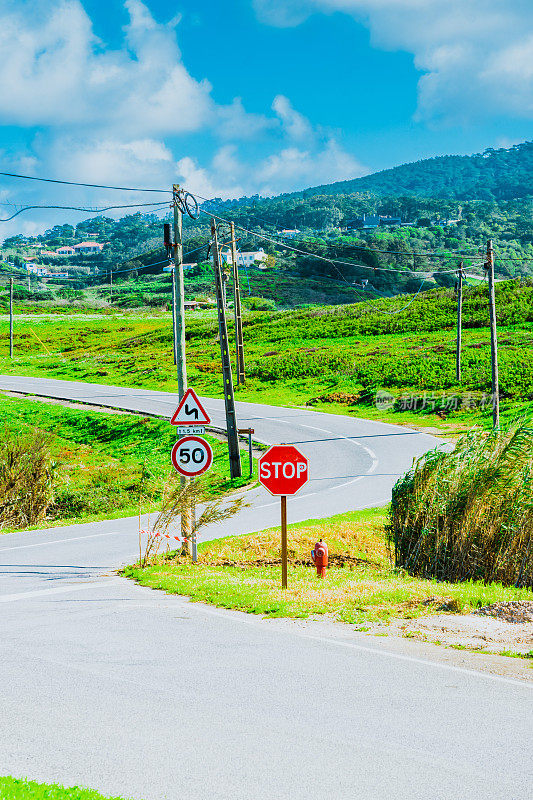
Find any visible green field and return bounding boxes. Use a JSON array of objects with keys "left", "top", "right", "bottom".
[
  {"left": 125, "top": 506, "right": 533, "bottom": 627},
  {"left": 0, "top": 394, "right": 254, "bottom": 531},
  {"left": 2, "top": 281, "right": 533, "bottom": 436},
  {"left": 0, "top": 777, "right": 135, "bottom": 800}
]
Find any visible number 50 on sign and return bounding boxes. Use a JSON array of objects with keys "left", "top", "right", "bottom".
[{"left": 171, "top": 436, "right": 213, "bottom": 477}]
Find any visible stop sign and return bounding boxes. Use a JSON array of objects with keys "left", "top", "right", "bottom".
[{"left": 259, "top": 445, "right": 309, "bottom": 496}]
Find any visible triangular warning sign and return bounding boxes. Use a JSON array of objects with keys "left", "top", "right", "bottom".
[{"left": 170, "top": 388, "right": 211, "bottom": 426}]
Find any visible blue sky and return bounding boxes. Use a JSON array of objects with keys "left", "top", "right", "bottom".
[{"left": 0, "top": 0, "right": 532, "bottom": 236}]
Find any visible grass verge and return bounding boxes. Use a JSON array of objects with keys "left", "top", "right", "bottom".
[
  {"left": 124, "top": 507, "right": 533, "bottom": 625},
  {"left": 0, "top": 394, "right": 255, "bottom": 531},
  {"left": 3, "top": 296, "right": 533, "bottom": 438},
  {"left": 0, "top": 777, "right": 135, "bottom": 800}
]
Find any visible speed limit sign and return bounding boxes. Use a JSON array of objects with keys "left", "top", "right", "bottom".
[{"left": 171, "top": 435, "right": 213, "bottom": 477}]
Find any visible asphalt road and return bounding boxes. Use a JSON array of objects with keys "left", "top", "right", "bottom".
[
  {"left": 0, "top": 375, "right": 441, "bottom": 528},
  {"left": 0, "top": 376, "right": 532, "bottom": 800}
]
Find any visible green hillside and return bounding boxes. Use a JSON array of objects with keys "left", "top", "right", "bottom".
[
  {"left": 2, "top": 279, "right": 533, "bottom": 436},
  {"left": 2, "top": 141, "right": 532, "bottom": 310},
  {"left": 297, "top": 141, "right": 533, "bottom": 201}
]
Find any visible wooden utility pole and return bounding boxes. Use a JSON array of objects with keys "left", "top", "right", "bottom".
[
  {"left": 9, "top": 276, "right": 13, "bottom": 359},
  {"left": 230, "top": 222, "right": 245, "bottom": 384},
  {"left": 164, "top": 221, "right": 177, "bottom": 365},
  {"left": 455, "top": 262, "right": 463, "bottom": 382},
  {"left": 485, "top": 240, "right": 500, "bottom": 428},
  {"left": 171, "top": 264, "right": 177, "bottom": 365},
  {"left": 173, "top": 186, "right": 187, "bottom": 397},
  {"left": 173, "top": 186, "right": 191, "bottom": 550},
  {"left": 211, "top": 219, "right": 242, "bottom": 479}
]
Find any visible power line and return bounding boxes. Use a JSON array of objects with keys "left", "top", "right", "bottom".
[
  {"left": 492, "top": 248, "right": 533, "bottom": 263},
  {"left": 0, "top": 241, "right": 209, "bottom": 288},
  {"left": 191, "top": 191, "right": 489, "bottom": 262},
  {"left": 0, "top": 201, "right": 170, "bottom": 222},
  {"left": 192, "top": 191, "right": 533, "bottom": 269},
  {"left": 103, "top": 244, "right": 210, "bottom": 278},
  {"left": 201, "top": 208, "right": 479, "bottom": 277},
  {"left": 100, "top": 258, "right": 171, "bottom": 277},
  {"left": 200, "top": 200, "right": 533, "bottom": 266},
  {"left": 202, "top": 211, "right": 482, "bottom": 316},
  {"left": 0, "top": 171, "right": 171, "bottom": 194},
  {"left": 2, "top": 171, "right": 530, "bottom": 272},
  {"left": 4, "top": 169, "right": 526, "bottom": 264},
  {"left": 229, "top": 244, "right": 429, "bottom": 316}
]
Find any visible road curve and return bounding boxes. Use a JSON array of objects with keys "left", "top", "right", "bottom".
[
  {"left": 0, "top": 375, "right": 440, "bottom": 531},
  {"left": 1, "top": 376, "right": 532, "bottom": 800}
]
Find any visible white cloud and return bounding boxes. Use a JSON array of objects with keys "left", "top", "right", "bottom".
[
  {"left": 257, "top": 139, "right": 364, "bottom": 194},
  {"left": 178, "top": 137, "right": 366, "bottom": 198},
  {"left": 272, "top": 95, "right": 314, "bottom": 140},
  {"left": 0, "top": 0, "right": 223, "bottom": 135},
  {"left": 0, "top": 0, "right": 366, "bottom": 237},
  {"left": 254, "top": 0, "right": 533, "bottom": 123},
  {"left": 176, "top": 153, "right": 245, "bottom": 200},
  {"left": 216, "top": 98, "right": 273, "bottom": 140},
  {"left": 45, "top": 137, "right": 174, "bottom": 188},
  {"left": 174, "top": 95, "right": 366, "bottom": 198}
]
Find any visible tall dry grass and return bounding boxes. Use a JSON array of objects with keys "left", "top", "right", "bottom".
[
  {"left": 388, "top": 419, "right": 533, "bottom": 588},
  {"left": 139, "top": 478, "right": 248, "bottom": 566},
  {"left": 0, "top": 427, "right": 57, "bottom": 530}
]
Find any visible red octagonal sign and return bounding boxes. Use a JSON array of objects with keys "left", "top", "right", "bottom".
[{"left": 259, "top": 445, "right": 309, "bottom": 496}]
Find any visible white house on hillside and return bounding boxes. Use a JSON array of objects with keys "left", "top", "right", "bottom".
[
  {"left": 281, "top": 229, "right": 300, "bottom": 238},
  {"left": 74, "top": 242, "right": 104, "bottom": 254},
  {"left": 163, "top": 262, "right": 197, "bottom": 273},
  {"left": 26, "top": 264, "right": 48, "bottom": 276},
  {"left": 221, "top": 247, "right": 267, "bottom": 269}
]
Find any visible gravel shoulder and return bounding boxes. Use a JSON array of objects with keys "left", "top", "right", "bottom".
[
  {"left": 366, "top": 602, "right": 533, "bottom": 660},
  {"left": 222, "top": 605, "right": 533, "bottom": 683}
]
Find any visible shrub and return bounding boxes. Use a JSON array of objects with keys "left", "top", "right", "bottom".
[
  {"left": 388, "top": 419, "right": 533, "bottom": 587},
  {"left": 243, "top": 296, "right": 276, "bottom": 311},
  {"left": 0, "top": 428, "right": 57, "bottom": 529}
]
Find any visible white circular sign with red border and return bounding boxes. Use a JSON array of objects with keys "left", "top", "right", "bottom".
[{"left": 171, "top": 436, "right": 213, "bottom": 477}]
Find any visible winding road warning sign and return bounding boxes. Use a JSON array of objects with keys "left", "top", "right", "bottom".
[{"left": 170, "top": 388, "right": 211, "bottom": 426}]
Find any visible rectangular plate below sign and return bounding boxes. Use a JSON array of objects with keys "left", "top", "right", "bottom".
[{"left": 174, "top": 425, "right": 206, "bottom": 435}]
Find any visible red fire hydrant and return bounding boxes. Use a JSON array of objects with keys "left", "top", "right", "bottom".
[{"left": 311, "top": 539, "right": 328, "bottom": 578}]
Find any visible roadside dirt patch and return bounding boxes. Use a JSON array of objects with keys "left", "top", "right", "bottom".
[
  {"left": 198, "top": 554, "right": 381, "bottom": 569},
  {"left": 0, "top": 390, "right": 132, "bottom": 415},
  {"left": 369, "top": 601, "right": 533, "bottom": 656},
  {"left": 474, "top": 601, "right": 533, "bottom": 623}
]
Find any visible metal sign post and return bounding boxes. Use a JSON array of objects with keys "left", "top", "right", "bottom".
[
  {"left": 191, "top": 477, "right": 197, "bottom": 563},
  {"left": 281, "top": 495, "right": 288, "bottom": 589},
  {"left": 170, "top": 388, "right": 213, "bottom": 563},
  {"left": 238, "top": 428, "right": 255, "bottom": 477}
]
